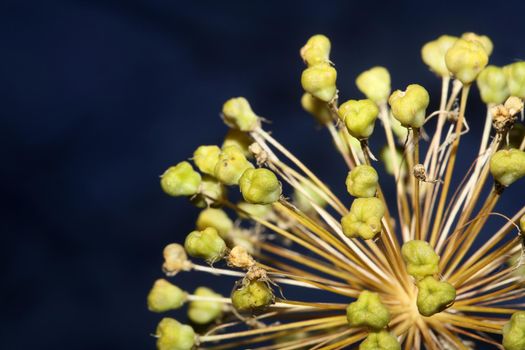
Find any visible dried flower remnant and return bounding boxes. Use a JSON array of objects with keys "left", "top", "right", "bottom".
[{"left": 149, "top": 33, "right": 525, "bottom": 350}]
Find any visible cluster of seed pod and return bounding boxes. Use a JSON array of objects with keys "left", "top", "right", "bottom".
[{"left": 148, "top": 32, "right": 525, "bottom": 350}]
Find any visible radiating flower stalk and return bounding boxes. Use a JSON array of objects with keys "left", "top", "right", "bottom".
[{"left": 149, "top": 33, "right": 525, "bottom": 349}]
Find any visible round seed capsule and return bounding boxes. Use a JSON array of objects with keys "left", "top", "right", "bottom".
[
  {"left": 188, "top": 287, "right": 223, "bottom": 325},
  {"left": 355, "top": 66, "right": 391, "bottom": 104},
  {"left": 416, "top": 276, "right": 456, "bottom": 317},
  {"left": 503, "top": 311, "right": 525, "bottom": 350},
  {"left": 401, "top": 240, "right": 440, "bottom": 280},
  {"left": 231, "top": 280, "right": 274, "bottom": 312},
  {"left": 477, "top": 66, "right": 509, "bottom": 104},
  {"left": 301, "top": 63, "right": 337, "bottom": 102},
  {"left": 504, "top": 62, "right": 525, "bottom": 99},
  {"left": 193, "top": 145, "right": 221, "bottom": 176},
  {"left": 341, "top": 197, "right": 385, "bottom": 240},
  {"left": 445, "top": 38, "right": 488, "bottom": 84},
  {"left": 346, "top": 165, "right": 379, "bottom": 198},
  {"left": 214, "top": 146, "right": 254, "bottom": 186},
  {"left": 461, "top": 32, "right": 493, "bottom": 56},
  {"left": 388, "top": 84, "right": 430, "bottom": 128},
  {"left": 147, "top": 279, "right": 187, "bottom": 313},
  {"left": 222, "top": 97, "right": 260, "bottom": 131},
  {"left": 190, "top": 175, "right": 226, "bottom": 208},
  {"left": 239, "top": 168, "right": 282, "bottom": 205},
  {"left": 222, "top": 129, "right": 253, "bottom": 158},
  {"left": 196, "top": 208, "right": 233, "bottom": 239},
  {"left": 155, "top": 318, "right": 195, "bottom": 350},
  {"left": 184, "top": 227, "right": 227, "bottom": 263},
  {"left": 300, "top": 34, "right": 331, "bottom": 67},
  {"left": 359, "top": 330, "right": 401, "bottom": 350},
  {"left": 301, "top": 92, "right": 332, "bottom": 125},
  {"left": 490, "top": 149, "right": 525, "bottom": 187},
  {"left": 160, "top": 161, "right": 201, "bottom": 197},
  {"left": 346, "top": 290, "right": 391, "bottom": 330},
  {"left": 338, "top": 99, "right": 379, "bottom": 139},
  {"left": 421, "top": 35, "right": 458, "bottom": 77}
]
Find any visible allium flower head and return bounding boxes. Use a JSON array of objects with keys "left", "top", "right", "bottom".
[{"left": 149, "top": 33, "right": 525, "bottom": 350}]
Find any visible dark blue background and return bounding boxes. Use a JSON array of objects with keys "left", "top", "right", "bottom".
[{"left": 3, "top": 1, "right": 525, "bottom": 349}]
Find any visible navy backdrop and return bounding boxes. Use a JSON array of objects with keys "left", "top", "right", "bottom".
[{"left": 3, "top": 0, "right": 525, "bottom": 349}]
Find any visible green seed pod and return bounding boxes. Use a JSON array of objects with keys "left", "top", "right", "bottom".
[
  {"left": 293, "top": 179, "right": 327, "bottom": 213},
  {"left": 214, "top": 146, "right": 254, "bottom": 186},
  {"left": 190, "top": 175, "right": 226, "bottom": 208},
  {"left": 237, "top": 201, "right": 272, "bottom": 220},
  {"left": 301, "top": 92, "right": 332, "bottom": 125},
  {"left": 147, "top": 279, "right": 187, "bottom": 313},
  {"left": 222, "top": 129, "right": 253, "bottom": 158},
  {"left": 355, "top": 66, "right": 391, "bottom": 104},
  {"left": 155, "top": 318, "right": 195, "bottom": 350},
  {"left": 445, "top": 38, "right": 488, "bottom": 84},
  {"left": 301, "top": 63, "right": 337, "bottom": 102},
  {"left": 341, "top": 197, "right": 385, "bottom": 240},
  {"left": 359, "top": 330, "right": 401, "bottom": 350},
  {"left": 160, "top": 161, "right": 202, "bottom": 197},
  {"left": 461, "top": 32, "right": 493, "bottom": 56},
  {"left": 503, "top": 311, "right": 525, "bottom": 350},
  {"left": 401, "top": 240, "right": 440, "bottom": 280},
  {"left": 421, "top": 35, "right": 458, "bottom": 77},
  {"left": 300, "top": 34, "right": 331, "bottom": 67},
  {"left": 388, "top": 84, "right": 430, "bottom": 128},
  {"left": 184, "top": 227, "right": 227, "bottom": 263},
  {"left": 231, "top": 280, "right": 274, "bottom": 312},
  {"left": 338, "top": 99, "right": 379, "bottom": 140},
  {"left": 196, "top": 208, "right": 233, "bottom": 239},
  {"left": 162, "top": 243, "right": 190, "bottom": 276},
  {"left": 476, "top": 66, "right": 509, "bottom": 104},
  {"left": 239, "top": 168, "right": 282, "bottom": 205},
  {"left": 346, "top": 165, "right": 379, "bottom": 198},
  {"left": 346, "top": 291, "right": 391, "bottom": 330},
  {"left": 504, "top": 62, "right": 525, "bottom": 99},
  {"left": 222, "top": 97, "right": 260, "bottom": 131},
  {"left": 188, "top": 287, "right": 223, "bottom": 325},
  {"left": 490, "top": 149, "right": 525, "bottom": 187},
  {"left": 416, "top": 276, "right": 456, "bottom": 317},
  {"left": 193, "top": 145, "right": 221, "bottom": 176}
]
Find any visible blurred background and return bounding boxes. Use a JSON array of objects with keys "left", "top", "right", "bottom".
[{"left": 3, "top": 0, "right": 525, "bottom": 348}]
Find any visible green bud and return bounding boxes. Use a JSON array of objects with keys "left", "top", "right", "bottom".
[
  {"left": 190, "top": 175, "right": 226, "bottom": 208},
  {"left": 222, "top": 97, "right": 260, "bottom": 131},
  {"left": 461, "top": 32, "right": 493, "bottom": 56},
  {"left": 416, "top": 276, "right": 456, "bottom": 317},
  {"left": 421, "top": 35, "right": 458, "bottom": 77},
  {"left": 237, "top": 201, "right": 272, "bottom": 220},
  {"left": 222, "top": 129, "right": 253, "bottom": 158},
  {"left": 188, "top": 287, "right": 223, "bottom": 325},
  {"left": 401, "top": 240, "right": 440, "bottom": 280},
  {"left": 300, "top": 34, "right": 331, "bottom": 66},
  {"left": 490, "top": 149, "right": 525, "bottom": 187},
  {"left": 193, "top": 145, "right": 221, "bottom": 176},
  {"left": 231, "top": 280, "right": 274, "bottom": 312},
  {"left": 155, "top": 318, "right": 195, "bottom": 350},
  {"left": 503, "top": 311, "right": 525, "bottom": 350},
  {"left": 293, "top": 179, "right": 327, "bottom": 213},
  {"left": 346, "top": 290, "right": 391, "bottom": 330},
  {"left": 184, "top": 227, "right": 227, "bottom": 263},
  {"left": 504, "top": 62, "right": 525, "bottom": 99},
  {"left": 346, "top": 165, "right": 379, "bottom": 198},
  {"left": 196, "top": 208, "right": 233, "bottom": 239},
  {"left": 301, "top": 63, "right": 337, "bottom": 102},
  {"left": 388, "top": 84, "right": 430, "bottom": 128},
  {"left": 239, "top": 168, "right": 282, "bottom": 205},
  {"left": 477, "top": 66, "right": 509, "bottom": 104},
  {"left": 338, "top": 99, "right": 379, "bottom": 139},
  {"left": 445, "top": 39, "right": 488, "bottom": 84},
  {"left": 301, "top": 92, "right": 332, "bottom": 124},
  {"left": 214, "top": 146, "right": 254, "bottom": 185},
  {"left": 355, "top": 66, "right": 391, "bottom": 104},
  {"left": 147, "top": 279, "right": 187, "bottom": 313},
  {"left": 341, "top": 198, "right": 385, "bottom": 240},
  {"left": 160, "top": 161, "right": 202, "bottom": 197},
  {"left": 359, "top": 330, "right": 401, "bottom": 350}
]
